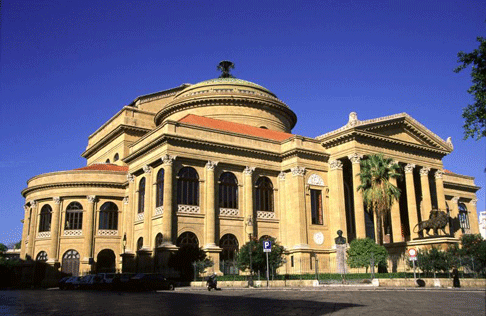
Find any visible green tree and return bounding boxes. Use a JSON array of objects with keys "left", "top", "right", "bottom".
[
  {"left": 168, "top": 246, "right": 213, "bottom": 281},
  {"left": 458, "top": 234, "right": 486, "bottom": 276},
  {"left": 236, "top": 237, "right": 285, "bottom": 277},
  {"left": 357, "top": 154, "right": 401, "bottom": 245},
  {"left": 14, "top": 241, "right": 21, "bottom": 250},
  {"left": 346, "top": 238, "right": 388, "bottom": 273},
  {"left": 410, "top": 247, "right": 450, "bottom": 276},
  {"left": 0, "top": 243, "right": 7, "bottom": 253},
  {"left": 454, "top": 36, "right": 486, "bottom": 140}
]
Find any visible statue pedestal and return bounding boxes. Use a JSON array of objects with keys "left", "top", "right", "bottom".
[{"left": 335, "top": 244, "right": 347, "bottom": 274}]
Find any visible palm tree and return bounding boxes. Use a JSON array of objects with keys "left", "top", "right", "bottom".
[{"left": 357, "top": 154, "right": 401, "bottom": 245}]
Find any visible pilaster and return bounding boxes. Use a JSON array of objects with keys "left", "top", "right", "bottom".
[
  {"left": 204, "top": 161, "right": 218, "bottom": 248},
  {"left": 126, "top": 173, "right": 135, "bottom": 251},
  {"left": 20, "top": 205, "right": 30, "bottom": 259},
  {"left": 48, "top": 197, "right": 61, "bottom": 263},
  {"left": 27, "top": 200, "right": 37, "bottom": 258},
  {"left": 450, "top": 197, "right": 460, "bottom": 238},
  {"left": 434, "top": 170, "right": 447, "bottom": 210},
  {"left": 289, "top": 166, "right": 308, "bottom": 249},
  {"left": 419, "top": 167, "right": 432, "bottom": 221},
  {"left": 278, "top": 172, "right": 287, "bottom": 246},
  {"left": 404, "top": 164, "right": 420, "bottom": 239},
  {"left": 142, "top": 165, "right": 152, "bottom": 249},
  {"left": 348, "top": 153, "right": 366, "bottom": 239},
  {"left": 161, "top": 155, "right": 176, "bottom": 245},
  {"left": 83, "top": 195, "right": 96, "bottom": 263},
  {"left": 328, "top": 159, "right": 347, "bottom": 240},
  {"left": 468, "top": 199, "right": 479, "bottom": 234},
  {"left": 243, "top": 166, "right": 255, "bottom": 241}
]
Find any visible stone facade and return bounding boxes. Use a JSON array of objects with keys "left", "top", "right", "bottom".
[{"left": 20, "top": 72, "right": 480, "bottom": 276}]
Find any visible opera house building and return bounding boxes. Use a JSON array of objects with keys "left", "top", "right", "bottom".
[{"left": 20, "top": 63, "right": 480, "bottom": 276}]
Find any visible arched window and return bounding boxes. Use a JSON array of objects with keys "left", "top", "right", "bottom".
[
  {"left": 138, "top": 177, "right": 146, "bottom": 213},
  {"left": 176, "top": 232, "right": 199, "bottom": 248},
  {"left": 65, "top": 202, "right": 83, "bottom": 230},
  {"left": 156, "top": 169, "right": 165, "bottom": 207},
  {"left": 38, "top": 205, "right": 52, "bottom": 232},
  {"left": 62, "top": 249, "right": 80, "bottom": 276},
  {"left": 155, "top": 233, "right": 163, "bottom": 248},
  {"left": 113, "top": 153, "right": 119, "bottom": 162},
  {"left": 219, "top": 172, "right": 238, "bottom": 209},
  {"left": 137, "top": 237, "right": 143, "bottom": 250},
  {"left": 458, "top": 203, "right": 470, "bottom": 233},
  {"left": 36, "top": 251, "right": 48, "bottom": 262},
  {"left": 259, "top": 235, "right": 273, "bottom": 242},
  {"left": 219, "top": 234, "right": 239, "bottom": 261},
  {"left": 255, "top": 177, "right": 274, "bottom": 212},
  {"left": 99, "top": 202, "right": 118, "bottom": 230},
  {"left": 177, "top": 167, "right": 199, "bottom": 206}
]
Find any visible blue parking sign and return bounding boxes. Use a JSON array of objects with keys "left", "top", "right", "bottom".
[{"left": 263, "top": 240, "right": 272, "bottom": 252}]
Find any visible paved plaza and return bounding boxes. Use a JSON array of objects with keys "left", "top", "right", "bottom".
[{"left": 1, "top": 288, "right": 484, "bottom": 316}]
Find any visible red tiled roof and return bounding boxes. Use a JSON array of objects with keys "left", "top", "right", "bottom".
[
  {"left": 74, "top": 164, "right": 128, "bottom": 172},
  {"left": 444, "top": 169, "right": 453, "bottom": 174},
  {"left": 178, "top": 114, "right": 294, "bottom": 141}
]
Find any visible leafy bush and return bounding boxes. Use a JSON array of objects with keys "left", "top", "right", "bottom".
[{"left": 346, "top": 238, "right": 388, "bottom": 272}]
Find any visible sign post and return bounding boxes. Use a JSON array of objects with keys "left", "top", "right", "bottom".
[
  {"left": 263, "top": 240, "right": 272, "bottom": 287},
  {"left": 408, "top": 248, "right": 417, "bottom": 281}
]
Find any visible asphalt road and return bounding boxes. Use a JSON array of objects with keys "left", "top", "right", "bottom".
[{"left": 0, "top": 288, "right": 484, "bottom": 316}]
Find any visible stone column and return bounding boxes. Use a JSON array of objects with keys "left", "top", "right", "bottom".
[
  {"left": 243, "top": 166, "right": 255, "bottom": 241},
  {"left": 278, "top": 172, "right": 287, "bottom": 246},
  {"left": 120, "top": 196, "right": 129, "bottom": 255},
  {"left": 405, "top": 164, "right": 420, "bottom": 239},
  {"left": 204, "top": 161, "right": 218, "bottom": 247},
  {"left": 449, "top": 197, "right": 460, "bottom": 238},
  {"left": 468, "top": 199, "right": 479, "bottom": 234},
  {"left": 419, "top": 167, "right": 432, "bottom": 221},
  {"left": 142, "top": 165, "right": 152, "bottom": 249},
  {"left": 126, "top": 173, "right": 135, "bottom": 251},
  {"left": 20, "top": 205, "right": 30, "bottom": 259},
  {"left": 161, "top": 155, "right": 176, "bottom": 245},
  {"left": 83, "top": 195, "right": 96, "bottom": 262},
  {"left": 48, "top": 197, "right": 62, "bottom": 263},
  {"left": 389, "top": 178, "right": 402, "bottom": 243},
  {"left": 290, "top": 166, "right": 308, "bottom": 248},
  {"left": 27, "top": 201, "right": 37, "bottom": 259},
  {"left": 348, "top": 153, "right": 366, "bottom": 239},
  {"left": 434, "top": 170, "right": 447, "bottom": 210},
  {"left": 328, "top": 159, "right": 347, "bottom": 240}
]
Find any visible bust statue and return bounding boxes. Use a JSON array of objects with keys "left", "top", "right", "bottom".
[{"left": 335, "top": 230, "right": 347, "bottom": 245}]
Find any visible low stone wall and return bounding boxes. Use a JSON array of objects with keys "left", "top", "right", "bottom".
[{"left": 190, "top": 278, "right": 486, "bottom": 288}]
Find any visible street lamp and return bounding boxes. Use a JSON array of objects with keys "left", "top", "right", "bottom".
[{"left": 246, "top": 215, "right": 254, "bottom": 287}]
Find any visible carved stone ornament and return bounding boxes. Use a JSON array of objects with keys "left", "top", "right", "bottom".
[
  {"left": 291, "top": 166, "right": 306, "bottom": 177},
  {"left": 143, "top": 165, "right": 152, "bottom": 174},
  {"left": 329, "top": 160, "right": 343, "bottom": 170},
  {"left": 53, "top": 197, "right": 61, "bottom": 204},
  {"left": 127, "top": 173, "right": 135, "bottom": 183},
  {"left": 348, "top": 153, "right": 363, "bottom": 164},
  {"left": 470, "top": 199, "right": 478, "bottom": 206},
  {"left": 346, "top": 111, "right": 360, "bottom": 127},
  {"left": 446, "top": 136, "right": 454, "bottom": 149},
  {"left": 307, "top": 174, "right": 325, "bottom": 186},
  {"left": 420, "top": 167, "right": 430, "bottom": 176},
  {"left": 123, "top": 196, "right": 129, "bottom": 205},
  {"left": 451, "top": 196, "right": 460, "bottom": 204},
  {"left": 278, "top": 172, "right": 286, "bottom": 181},
  {"left": 243, "top": 166, "right": 255, "bottom": 175},
  {"left": 434, "top": 170, "right": 444, "bottom": 179},
  {"left": 87, "top": 195, "right": 96, "bottom": 203},
  {"left": 162, "top": 154, "right": 177, "bottom": 165},
  {"left": 404, "top": 163, "right": 415, "bottom": 173},
  {"left": 206, "top": 161, "right": 218, "bottom": 170},
  {"left": 30, "top": 200, "right": 37, "bottom": 208},
  {"left": 23, "top": 205, "right": 29, "bottom": 212}
]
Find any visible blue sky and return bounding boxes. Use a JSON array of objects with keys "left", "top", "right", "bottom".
[{"left": 0, "top": 0, "right": 484, "bottom": 246}]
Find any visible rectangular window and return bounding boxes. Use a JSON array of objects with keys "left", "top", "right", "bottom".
[
  {"left": 291, "top": 255, "right": 294, "bottom": 267},
  {"left": 311, "top": 189, "right": 323, "bottom": 225}
]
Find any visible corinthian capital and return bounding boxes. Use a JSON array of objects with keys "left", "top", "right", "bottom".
[
  {"left": 278, "top": 172, "right": 286, "bottom": 181},
  {"left": 143, "top": 165, "right": 152, "bottom": 174},
  {"left": 127, "top": 173, "right": 135, "bottom": 183},
  {"left": 291, "top": 166, "right": 306, "bottom": 177},
  {"left": 87, "top": 195, "right": 96, "bottom": 203},
  {"left": 434, "top": 170, "right": 444, "bottom": 179},
  {"left": 161, "top": 154, "right": 177, "bottom": 166},
  {"left": 404, "top": 164, "right": 415, "bottom": 173},
  {"left": 329, "top": 159, "right": 343, "bottom": 170},
  {"left": 53, "top": 197, "right": 61, "bottom": 205},
  {"left": 243, "top": 166, "right": 255, "bottom": 175},
  {"left": 451, "top": 196, "right": 460, "bottom": 204},
  {"left": 419, "top": 167, "right": 430, "bottom": 176},
  {"left": 29, "top": 200, "right": 37, "bottom": 208},
  {"left": 206, "top": 161, "right": 218, "bottom": 170},
  {"left": 470, "top": 199, "right": 478, "bottom": 206},
  {"left": 123, "top": 196, "right": 129, "bottom": 205},
  {"left": 348, "top": 153, "right": 363, "bottom": 164}
]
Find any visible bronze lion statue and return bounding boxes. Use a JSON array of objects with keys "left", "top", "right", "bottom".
[{"left": 414, "top": 209, "right": 449, "bottom": 236}]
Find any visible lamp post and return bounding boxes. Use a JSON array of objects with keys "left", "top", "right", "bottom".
[{"left": 246, "top": 215, "right": 254, "bottom": 287}]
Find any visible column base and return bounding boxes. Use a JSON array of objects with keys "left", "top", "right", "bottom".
[{"left": 202, "top": 246, "right": 222, "bottom": 275}]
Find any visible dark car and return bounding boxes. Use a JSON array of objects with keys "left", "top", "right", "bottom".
[
  {"left": 128, "top": 274, "right": 175, "bottom": 291},
  {"left": 112, "top": 273, "right": 135, "bottom": 291}
]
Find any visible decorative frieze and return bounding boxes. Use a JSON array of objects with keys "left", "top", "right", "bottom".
[
  {"left": 219, "top": 208, "right": 239, "bottom": 216},
  {"left": 243, "top": 166, "right": 255, "bottom": 175},
  {"left": 404, "top": 163, "right": 415, "bottom": 173},
  {"left": 434, "top": 170, "right": 444, "bottom": 179},
  {"left": 37, "top": 231, "right": 51, "bottom": 238},
  {"left": 329, "top": 160, "right": 343, "bottom": 170},
  {"left": 63, "top": 230, "right": 82, "bottom": 236},
  {"left": 127, "top": 173, "right": 135, "bottom": 183},
  {"left": 98, "top": 230, "right": 118, "bottom": 236},
  {"left": 291, "top": 166, "right": 306, "bottom": 177},
  {"left": 53, "top": 197, "right": 61, "bottom": 204},
  {"left": 206, "top": 161, "right": 218, "bottom": 170},
  {"left": 123, "top": 196, "right": 129, "bottom": 205},
  {"left": 143, "top": 165, "right": 152, "bottom": 174},
  {"left": 420, "top": 167, "right": 430, "bottom": 176},
  {"left": 87, "top": 195, "right": 96, "bottom": 203},
  {"left": 257, "top": 211, "right": 276, "bottom": 219},
  {"left": 162, "top": 154, "right": 177, "bottom": 165},
  {"left": 278, "top": 172, "right": 286, "bottom": 181},
  {"left": 307, "top": 174, "right": 325, "bottom": 186},
  {"left": 155, "top": 206, "right": 164, "bottom": 215},
  {"left": 348, "top": 153, "right": 363, "bottom": 164},
  {"left": 178, "top": 204, "right": 201, "bottom": 214}
]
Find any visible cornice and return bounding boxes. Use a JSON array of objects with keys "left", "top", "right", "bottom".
[
  {"left": 280, "top": 148, "right": 328, "bottom": 161},
  {"left": 26, "top": 169, "right": 128, "bottom": 185},
  {"left": 22, "top": 181, "right": 127, "bottom": 197},
  {"left": 82, "top": 125, "right": 151, "bottom": 159},
  {"left": 443, "top": 181, "right": 480, "bottom": 193}
]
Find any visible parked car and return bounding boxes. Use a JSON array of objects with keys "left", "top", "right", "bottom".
[
  {"left": 64, "top": 276, "right": 82, "bottom": 290},
  {"left": 58, "top": 277, "right": 71, "bottom": 290},
  {"left": 92, "top": 273, "right": 116, "bottom": 290},
  {"left": 127, "top": 274, "right": 175, "bottom": 291},
  {"left": 112, "top": 273, "right": 135, "bottom": 291},
  {"left": 78, "top": 274, "right": 96, "bottom": 290}
]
